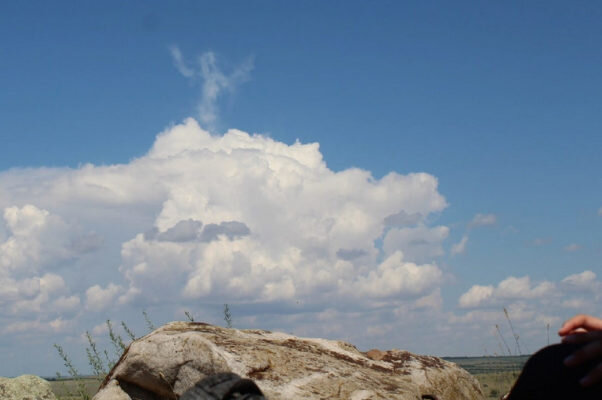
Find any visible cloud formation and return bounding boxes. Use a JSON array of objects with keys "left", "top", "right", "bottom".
[
  {"left": 452, "top": 270, "right": 601, "bottom": 352},
  {"left": 563, "top": 243, "right": 581, "bottom": 252},
  {"left": 468, "top": 213, "right": 497, "bottom": 228},
  {"left": 2, "top": 118, "right": 594, "bottom": 362},
  {"left": 451, "top": 235, "right": 468, "bottom": 256},
  {"left": 169, "top": 48, "right": 254, "bottom": 128},
  {"left": 0, "top": 118, "right": 449, "bottom": 338},
  {"left": 458, "top": 276, "right": 556, "bottom": 308}
]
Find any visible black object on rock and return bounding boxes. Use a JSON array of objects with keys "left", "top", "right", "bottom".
[
  {"left": 505, "top": 342, "right": 602, "bottom": 399},
  {"left": 180, "top": 372, "right": 266, "bottom": 400}
]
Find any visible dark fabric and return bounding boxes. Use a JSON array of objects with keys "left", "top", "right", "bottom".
[
  {"left": 180, "top": 372, "right": 266, "bottom": 400},
  {"left": 506, "top": 343, "right": 602, "bottom": 399}
]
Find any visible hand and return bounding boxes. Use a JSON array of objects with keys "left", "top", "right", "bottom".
[
  {"left": 559, "top": 314, "right": 602, "bottom": 387},
  {"left": 559, "top": 314, "right": 602, "bottom": 336}
]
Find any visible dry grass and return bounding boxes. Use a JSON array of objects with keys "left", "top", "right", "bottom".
[
  {"left": 474, "top": 370, "right": 520, "bottom": 399},
  {"left": 48, "top": 377, "right": 101, "bottom": 400}
]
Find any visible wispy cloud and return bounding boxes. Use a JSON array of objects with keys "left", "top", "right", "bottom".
[
  {"left": 526, "top": 237, "right": 549, "bottom": 247},
  {"left": 169, "top": 46, "right": 194, "bottom": 78},
  {"left": 169, "top": 46, "right": 254, "bottom": 130},
  {"left": 468, "top": 213, "right": 497, "bottom": 228},
  {"left": 564, "top": 243, "right": 582, "bottom": 252},
  {"left": 451, "top": 235, "right": 468, "bottom": 256}
]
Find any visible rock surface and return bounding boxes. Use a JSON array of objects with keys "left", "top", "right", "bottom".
[
  {"left": 94, "top": 322, "right": 484, "bottom": 400},
  {"left": 0, "top": 375, "right": 57, "bottom": 400}
]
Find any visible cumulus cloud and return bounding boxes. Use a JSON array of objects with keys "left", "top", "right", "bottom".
[
  {"left": 346, "top": 251, "right": 442, "bottom": 298},
  {"left": 85, "top": 283, "right": 123, "bottom": 312},
  {"left": 451, "top": 235, "right": 468, "bottom": 256},
  {"left": 0, "top": 205, "right": 85, "bottom": 325},
  {"left": 0, "top": 118, "right": 450, "bottom": 337},
  {"left": 0, "top": 204, "right": 102, "bottom": 275},
  {"left": 458, "top": 285, "right": 494, "bottom": 308},
  {"left": 468, "top": 213, "right": 497, "bottom": 228},
  {"left": 169, "top": 48, "right": 254, "bottom": 128},
  {"left": 451, "top": 270, "right": 602, "bottom": 356},
  {"left": 458, "top": 276, "right": 555, "bottom": 308},
  {"left": 561, "top": 270, "right": 598, "bottom": 291}
]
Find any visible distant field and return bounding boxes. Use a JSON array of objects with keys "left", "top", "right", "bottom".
[
  {"left": 443, "top": 355, "right": 529, "bottom": 374},
  {"left": 444, "top": 355, "right": 528, "bottom": 399},
  {"left": 47, "top": 377, "right": 101, "bottom": 400},
  {"left": 45, "top": 356, "right": 528, "bottom": 399}
]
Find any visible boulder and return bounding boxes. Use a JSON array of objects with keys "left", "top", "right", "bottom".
[
  {"left": 0, "top": 375, "right": 57, "bottom": 400},
  {"left": 94, "top": 322, "right": 484, "bottom": 400}
]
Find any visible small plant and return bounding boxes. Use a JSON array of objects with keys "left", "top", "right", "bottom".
[
  {"left": 53, "top": 311, "right": 157, "bottom": 399},
  {"left": 503, "top": 307, "right": 522, "bottom": 355},
  {"left": 84, "top": 332, "right": 107, "bottom": 377},
  {"left": 223, "top": 303, "right": 232, "bottom": 328},
  {"left": 121, "top": 321, "right": 136, "bottom": 342},
  {"left": 53, "top": 344, "right": 91, "bottom": 400},
  {"left": 143, "top": 310, "right": 156, "bottom": 331},
  {"left": 495, "top": 324, "right": 512, "bottom": 356},
  {"left": 184, "top": 311, "right": 195, "bottom": 322},
  {"left": 106, "top": 320, "right": 126, "bottom": 360}
]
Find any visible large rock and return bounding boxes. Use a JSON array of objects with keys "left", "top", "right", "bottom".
[
  {"left": 0, "top": 375, "right": 57, "bottom": 400},
  {"left": 94, "top": 322, "right": 484, "bottom": 400}
]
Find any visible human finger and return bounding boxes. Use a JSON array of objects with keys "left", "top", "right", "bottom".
[
  {"left": 579, "top": 362, "right": 602, "bottom": 387},
  {"left": 564, "top": 338, "right": 602, "bottom": 367},
  {"left": 559, "top": 315, "right": 602, "bottom": 336},
  {"left": 563, "top": 331, "right": 602, "bottom": 345},
  {"left": 560, "top": 327, "right": 588, "bottom": 337}
]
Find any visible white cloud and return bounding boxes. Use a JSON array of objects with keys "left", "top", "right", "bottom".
[
  {"left": 451, "top": 270, "right": 602, "bottom": 356},
  {"left": 468, "top": 213, "right": 497, "bottom": 228},
  {"left": 346, "top": 251, "right": 442, "bottom": 298},
  {"left": 0, "top": 204, "right": 102, "bottom": 275},
  {"left": 451, "top": 235, "right": 468, "bottom": 256},
  {"left": 2, "top": 318, "right": 70, "bottom": 335},
  {"left": 598, "top": 207, "right": 602, "bottom": 217},
  {"left": 85, "top": 283, "right": 123, "bottom": 312},
  {"left": 458, "top": 276, "right": 555, "bottom": 308},
  {"left": 564, "top": 243, "right": 581, "bottom": 252},
  {"left": 52, "top": 295, "right": 81, "bottom": 312},
  {"left": 412, "top": 288, "right": 443, "bottom": 310},
  {"left": 459, "top": 285, "right": 494, "bottom": 308},
  {"left": 91, "top": 322, "right": 109, "bottom": 336},
  {"left": 169, "top": 46, "right": 194, "bottom": 78},
  {"left": 562, "top": 270, "right": 597, "bottom": 291},
  {"left": 169, "top": 48, "right": 254, "bottom": 128},
  {"left": 0, "top": 118, "right": 450, "bottom": 336}
]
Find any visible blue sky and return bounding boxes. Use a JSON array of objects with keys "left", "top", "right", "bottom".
[{"left": 0, "top": 1, "right": 601, "bottom": 377}]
